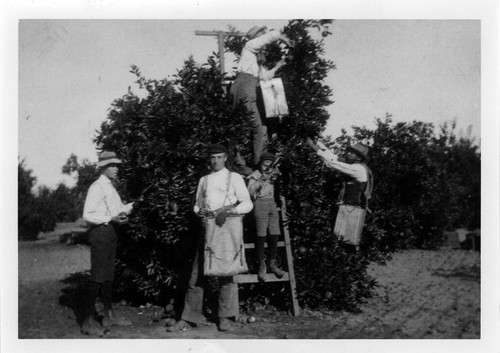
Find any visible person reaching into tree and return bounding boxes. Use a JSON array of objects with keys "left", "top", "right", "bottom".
[
  {"left": 306, "top": 138, "right": 373, "bottom": 249},
  {"left": 231, "top": 25, "right": 294, "bottom": 170}
]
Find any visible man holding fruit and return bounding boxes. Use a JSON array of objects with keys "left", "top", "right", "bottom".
[{"left": 81, "top": 151, "right": 134, "bottom": 336}]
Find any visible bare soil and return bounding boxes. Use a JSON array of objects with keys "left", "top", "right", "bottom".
[{"left": 18, "top": 224, "right": 480, "bottom": 339}]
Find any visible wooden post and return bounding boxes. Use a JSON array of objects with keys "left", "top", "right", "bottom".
[{"left": 194, "top": 30, "right": 246, "bottom": 76}]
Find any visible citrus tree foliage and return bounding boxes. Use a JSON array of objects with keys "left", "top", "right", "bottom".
[
  {"left": 94, "top": 56, "right": 254, "bottom": 303},
  {"left": 228, "top": 20, "right": 386, "bottom": 311},
  {"left": 93, "top": 20, "right": 387, "bottom": 311},
  {"left": 334, "top": 115, "right": 480, "bottom": 250}
]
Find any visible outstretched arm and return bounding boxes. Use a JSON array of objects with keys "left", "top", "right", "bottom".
[
  {"left": 246, "top": 30, "right": 294, "bottom": 53},
  {"left": 260, "top": 58, "right": 287, "bottom": 81},
  {"left": 306, "top": 138, "right": 366, "bottom": 181}
]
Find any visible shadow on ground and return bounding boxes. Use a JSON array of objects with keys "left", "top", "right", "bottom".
[{"left": 58, "top": 271, "right": 91, "bottom": 327}]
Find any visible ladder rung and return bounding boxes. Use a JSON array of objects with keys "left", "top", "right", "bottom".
[
  {"left": 233, "top": 273, "right": 290, "bottom": 283},
  {"left": 244, "top": 241, "right": 285, "bottom": 249}
]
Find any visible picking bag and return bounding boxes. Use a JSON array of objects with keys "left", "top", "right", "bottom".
[
  {"left": 203, "top": 215, "right": 248, "bottom": 277},
  {"left": 334, "top": 205, "right": 366, "bottom": 246},
  {"left": 259, "top": 78, "right": 289, "bottom": 118}
]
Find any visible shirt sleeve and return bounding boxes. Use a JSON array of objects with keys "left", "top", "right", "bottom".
[
  {"left": 317, "top": 149, "right": 367, "bottom": 182},
  {"left": 83, "top": 183, "right": 112, "bottom": 225},
  {"left": 259, "top": 66, "right": 273, "bottom": 81},
  {"left": 192, "top": 177, "right": 204, "bottom": 214},
  {"left": 121, "top": 202, "right": 134, "bottom": 214},
  {"left": 245, "top": 30, "right": 282, "bottom": 53},
  {"left": 232, "top": 173, "right": 254, "bottom": 214}
]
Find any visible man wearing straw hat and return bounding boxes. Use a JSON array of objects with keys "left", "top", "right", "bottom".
[
  {"left": 306, "top": 139, "right": 373, "bottom": 249},
  {"left": 167, "top": 143, "right": 253, "bottom": 332},
  {"left": 231, "top": 25, "right": 294, "bottom": 168},
  {"left": 81, "top": 151, "right": 134, "bottom": 336}
]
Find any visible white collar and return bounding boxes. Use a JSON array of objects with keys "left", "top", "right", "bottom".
[
  {"left": 210, "top": 167, "right": 229, "bottom": 175},
  {"left": 98, "top": 174, "right": 113, "bottom": 184}
]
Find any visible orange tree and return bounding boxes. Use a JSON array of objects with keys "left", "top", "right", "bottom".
[
  {"left": 94, "top": 20, "right": 389, "bottom": 312},
  {"left": 334, "top": 116, "right": 480, "bottom": 250}
]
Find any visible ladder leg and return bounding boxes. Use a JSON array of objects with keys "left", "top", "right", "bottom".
[{"left": 280, "top": 196, "right": 300, "bottom": 317}]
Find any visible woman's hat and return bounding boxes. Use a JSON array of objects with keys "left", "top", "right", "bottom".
[
  {"left": 246, "top": 25, "right": 267, "bottom": 40},
  {"left": 97, "top": 151, "right": 122, "bottom": 167},
  {"left": 347, "top": 143, "right": 369, "bottom": 161}
]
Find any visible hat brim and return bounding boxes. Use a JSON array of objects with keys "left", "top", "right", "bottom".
[
  {"left": 347, "top": 147, "right": 368, "bottom": 161},
  {"left": 247, "top": 25, "right": 267, "bottom": 39},
  {"left": 97, "top": 158, "right": 122, "bottom": 167}
]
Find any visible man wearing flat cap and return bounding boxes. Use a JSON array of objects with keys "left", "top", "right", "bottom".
[
  {"left": 247, "top": 151, "right": 287, "bottom": 281},
  {"left": 168, "top": 143, "right": 253, "bottom": 332},
  {"left": 81, "top": 151, "right": 134, "bottom": 336},
  {"left": 231, "top": 25, "right": 294, "bottom": 167},
  {"left": 306, "top": 139, "right": 373, "bottom": 248}
]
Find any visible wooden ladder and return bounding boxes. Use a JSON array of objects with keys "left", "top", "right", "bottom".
[{"left": 233, "top": 196, "right": 300, "bottom": 316}]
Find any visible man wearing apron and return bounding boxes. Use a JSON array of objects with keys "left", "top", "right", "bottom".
[
  {"left": 168, "top": 144, "right": 253, "bottom": 332},
  {"left": 306, "top": 139, "right": 373, "bottom": 248}
]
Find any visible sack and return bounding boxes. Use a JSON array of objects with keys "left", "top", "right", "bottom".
[
  {"left": 259, "top": 78, "right": 289, "bottom": 118},
  {"left": 334, "top": 205, "right": 366, "bottom": 246},
  {"left": 204, "top": 216, "right": 248, "bottom": 277}
]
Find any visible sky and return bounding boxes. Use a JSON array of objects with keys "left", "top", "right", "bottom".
[{"left": 16, "top": 18, "right": 483, "bottom": 189}]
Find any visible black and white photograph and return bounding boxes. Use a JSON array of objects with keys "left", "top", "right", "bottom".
[{"left": 2, "top": 1, "right": 499, "bottom": 353}]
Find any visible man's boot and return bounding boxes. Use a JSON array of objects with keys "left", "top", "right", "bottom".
[
  {"left": 102, "top": 308, "right": 132, "bottom": 327},
  {"left": 255, "top": 237, "right": 267, "bottom": 282},
  {"left": 99, "top": 280, "right": 131, "bottom": 327},
  {"left": 258, "top": 260, "right": 267, "bottom": 282},
  {"left": 268, "top": 234, "right": 287, "bottom": 278},
  {"left": 268, "top": 259, "right": 287, "bottom": 278},
  {"left": 81, "top": 281, "right": 108, "bottom": 336},
  {"left": 81, "top": 315, "right": 108, "bottom": 336},
  {"left": 218, "top": 317, "right": 231, "bottom": 332}
]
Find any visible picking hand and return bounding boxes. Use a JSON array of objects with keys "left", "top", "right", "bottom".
[
  {"left": 280, "top": 34, "right": 295, "bottom": 48},
  {"left": 198, "top": 207, "right": 209, "bottom": 218},
  {"left": 112, "top": 212, "right": 129, "bottom": 225},
  {"left": 275, "top": 59, "right": 287, "bottom": 69},
  {"left": 305, "top": 138, "right": 320, "bottom": 152},
  {"left": 316, "top": 140, "right": 328, "bottom": 151},
  {"left": 215, "top": 211, "right": 228, "bottom": 227}
]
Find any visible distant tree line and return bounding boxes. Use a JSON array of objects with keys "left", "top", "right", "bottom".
[{"left": 17, "top": 155, "right": 98, "bottom": 240}]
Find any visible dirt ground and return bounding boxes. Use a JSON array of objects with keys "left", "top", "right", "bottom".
[{"left": 18, "top": 224, "right": 480, "bottom": 339}]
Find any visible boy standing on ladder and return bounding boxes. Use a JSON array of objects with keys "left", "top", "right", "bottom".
[{"left": 247, "top": 152, "right": 287, "bottom": 281}]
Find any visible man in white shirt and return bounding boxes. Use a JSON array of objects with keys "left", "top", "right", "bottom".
[
  {"left": 231, "top": 25, "right": 294, "bottom": 166},
  {"left": 168, "top": 144, "right": 253, "bottom": 333},
  {"left": 306, "top": 138, "right": 373, "bottom": 247},
  {"left": 81, "top": 151, "right": 134, "bottom": 336}
]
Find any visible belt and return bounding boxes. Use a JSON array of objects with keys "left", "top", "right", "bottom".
[
  {"left": 205, "top": 212, "right": 242, "bottom": 218},
  {"left": 235, "top": 72, "right": 259, "bottom": 81},
  {"left": 89, "top": 223, "right": 115, "bottom": 230}
]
